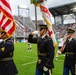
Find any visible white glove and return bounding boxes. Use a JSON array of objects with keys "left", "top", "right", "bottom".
[
  {"left": 58, "top": 50, "right": 61, "bottom": 54},
  {"left": 0, "top": 39, "right": 3, "bottom": 43},
  {"left": 43, "top": 66, "right": 48, "bottom": 72},
  {"left": 32, "top": 31, "right": 40, "bottom": 35}
]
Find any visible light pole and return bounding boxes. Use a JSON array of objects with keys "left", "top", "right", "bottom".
[
  {"left": 17, "top": 5, "right": 29, "bottom": 42},
  {"left": 17, "top": 5, "right": 29, "bottom": 17}
]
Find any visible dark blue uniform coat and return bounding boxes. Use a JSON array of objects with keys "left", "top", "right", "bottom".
[
  {"left": 0, "top": 38, "right": 18, "bottom": 75},
  {"left": 62, "top": 38, "right": 76, "bottom": 75},
  {"left": 28, "top": 34, "right": 54, "bottom": 71},
  {"left": 62, "top": 38, "right": 76, "bottom": 67}
]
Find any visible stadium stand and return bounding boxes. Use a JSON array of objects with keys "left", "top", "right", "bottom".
[
  {"left": 13, "top": 2, "right": 76, "bottom": 42},
  {"left": 13, "top": 16, "right": 36, "bottom": 39},
  {"left": 49, "top": 2, "right": 76, "bottom": 38},
  {"left": 49, "top": 2, "right": 76, "bottom": 17}
]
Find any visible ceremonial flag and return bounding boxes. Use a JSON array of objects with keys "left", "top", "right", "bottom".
[
  {"left": 40, "top": 1, "right": 57, "bottom": 47},
  {"left": 0, "top": 0, "right": 16, "bottom": 37}
]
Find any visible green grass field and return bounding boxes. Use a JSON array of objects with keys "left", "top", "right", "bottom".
[{"left": 14, "top": 42, "right": 65, "bottom": 75}]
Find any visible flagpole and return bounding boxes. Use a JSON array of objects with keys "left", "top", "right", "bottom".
[
  {"left": 35, "top": 5, "right": 38, "bottom": 30},
  {"left": 34, "top": 5, "right": 39, "bottom": 59}
]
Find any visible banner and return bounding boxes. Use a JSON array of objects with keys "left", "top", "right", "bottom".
[
  {"left": 33, "top": 0, "right": 57, "bottom": 47},
  {"left": 40, "top": 1, "right": 57, "bottom": 47},
  {"left": 0, "top": 0, "right": 16, "bottom": 37}
]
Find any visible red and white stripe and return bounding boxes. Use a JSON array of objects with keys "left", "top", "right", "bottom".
[{"left": 0, "top": 0, "right": 16, "bottom": 36}]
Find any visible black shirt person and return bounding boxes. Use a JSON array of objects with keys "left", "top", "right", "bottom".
[
  {"left": 28, "top": 24, "right": 54, "bottom": 75},
  {"left": 0, "top": 30, "right": 18, "bottom": 75}
]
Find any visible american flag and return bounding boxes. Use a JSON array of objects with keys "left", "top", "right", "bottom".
[{"left": 0, "top": 0, "right": 16, "bottom": 37}]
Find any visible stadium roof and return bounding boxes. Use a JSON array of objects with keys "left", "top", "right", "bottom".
[{"left": 49, "top": 2, "right": 76, "bottom": 17}]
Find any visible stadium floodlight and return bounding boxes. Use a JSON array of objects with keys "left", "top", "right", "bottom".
[
  {"left": 17, "top": 5, "right": 30, "bottom": 39},
  {"left": 18, "top": 5, "right": 29, "bottom": 10},
  {"left": 18, "top": 5, "right": 29, "bottom": 17}
]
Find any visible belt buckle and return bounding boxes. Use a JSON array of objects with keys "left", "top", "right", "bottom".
[{"left": 38, "top": 59, "right": 41, "bottom": 64}]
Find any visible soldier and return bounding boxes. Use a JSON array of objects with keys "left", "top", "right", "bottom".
[
  {"left": 0, "top": 30, "right": 18, "bottom": 75},
  {"left": 28, "top": 24, "right": 54, "bottom": 75},
  {"left": 59, "top": 28, "right": 76, "bottom": 75}
]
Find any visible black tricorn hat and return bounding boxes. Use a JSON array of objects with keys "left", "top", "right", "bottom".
[
  {"left": 67, "top": 28, "right": 75, "bottom": 34},
  {"left": 38, "top": 24, "right": 47, "bottom": 30}
]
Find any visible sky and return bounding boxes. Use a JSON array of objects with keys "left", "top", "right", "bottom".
[{"left": 10, "top": 0, "right": 76, "bottom": 20}]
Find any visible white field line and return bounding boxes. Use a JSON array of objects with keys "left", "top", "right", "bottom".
[
  {"left": 22, "top": 61, "right": 36, "bottom": 66},
  {"left": 22, "top": 54, "right": 64, "bottom": 66},
  {"left": 22, "top": 59, "right": 64, "bottom": 66}
]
